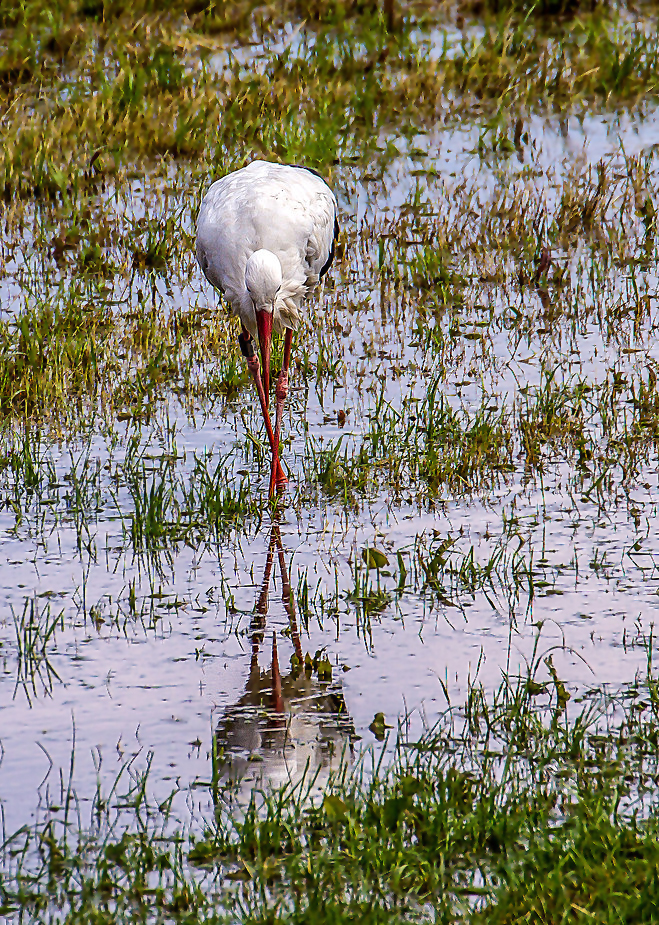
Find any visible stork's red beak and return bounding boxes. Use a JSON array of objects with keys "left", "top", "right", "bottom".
[{"left": 255, "top": 309, "right": 273, "bottom": 401}]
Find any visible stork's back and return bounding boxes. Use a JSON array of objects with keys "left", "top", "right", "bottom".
[{"left": 196, "top": 161, "right": 338, "bottom": 331}]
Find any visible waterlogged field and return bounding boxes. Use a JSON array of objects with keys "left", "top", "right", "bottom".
[{"left": 2, "top": 0, "right": 659, "bottom": 921}]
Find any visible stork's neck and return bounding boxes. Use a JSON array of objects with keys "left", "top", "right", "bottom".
[{"left": 245, "top": 249, "right": 283, "bottom": 309}]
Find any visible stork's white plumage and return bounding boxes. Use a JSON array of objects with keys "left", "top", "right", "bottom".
[
  {"left": 197, "top": 160, "right": 337, "bottom": 337},
  {"left": 196, "top": 160, "right": 339, "bottom": 496}
]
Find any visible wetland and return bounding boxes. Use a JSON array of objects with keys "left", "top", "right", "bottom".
[{"left": 2, "top": 0, "right": 659, "bottom": 920}]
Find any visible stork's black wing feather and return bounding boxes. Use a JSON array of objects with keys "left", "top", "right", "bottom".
[
  {"left": 288, "top": 163, "right": 325, "bottom": 180},
  {"left": 320, "top": 215, "right": 339, "bottom": 279}
]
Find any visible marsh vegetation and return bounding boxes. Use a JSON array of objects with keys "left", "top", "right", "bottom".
[{"left": 2, "top": 0, "right": 659, "bottom": 920}]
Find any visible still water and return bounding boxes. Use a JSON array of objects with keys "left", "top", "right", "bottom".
[{"left": 1, "top": 105, "right": 659, "bottom": 835}]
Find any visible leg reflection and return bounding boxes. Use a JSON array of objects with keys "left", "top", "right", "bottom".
[{"left": 214, "top": 519, "right": 355, "bottom": 793}]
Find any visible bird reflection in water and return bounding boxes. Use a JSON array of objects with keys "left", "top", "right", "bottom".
[{"left": 214, "top": 519, "right": 355, "bottom": 794}]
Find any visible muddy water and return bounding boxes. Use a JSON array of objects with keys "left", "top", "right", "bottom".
[{"left": 2, "top": 111, "right": 659, "bottom": 834}]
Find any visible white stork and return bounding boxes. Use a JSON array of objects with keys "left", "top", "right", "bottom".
[{"left": 196, "top": 160, "right": 339, "bottom": 496}]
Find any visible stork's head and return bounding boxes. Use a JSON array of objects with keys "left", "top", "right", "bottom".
[
  {"left": 245, "top": 249, "right": 282, "bottom": 398},
  {"left": 245, "top": 249, "right": 282, "bottom": 308}
]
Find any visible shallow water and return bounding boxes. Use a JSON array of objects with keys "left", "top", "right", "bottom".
[{"left": 2, "top": 94, "right": 659, "bottom": 835}]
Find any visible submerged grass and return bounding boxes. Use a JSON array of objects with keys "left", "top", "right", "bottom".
[
  {"left": 2, "top": 0, "right": 659, "bottom": 206},
  {"left": 3, "top": 667, "right": 659, "bottom": 922},
  {"left": 0, "top": 286, "right": 241, "bottom": 426},
  {"left": 306, "top": 383, "right": 514, "bottom": 500},
  {"left": 0, "top": 427, "right": 261, "bottom": 555},
  {"left": 301, "top": 360, "right": 659, "bottom": 508},
  {"left": 12, "top": 597, "right": 63, "bottom": 703}
]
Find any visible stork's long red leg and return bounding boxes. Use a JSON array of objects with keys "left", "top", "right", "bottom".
[
  {"left": 269, "top": 328, "right": 293, "bottom": 496},
  {"left": 240, "top": 326, "right": 285, "bottom": 493}
]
